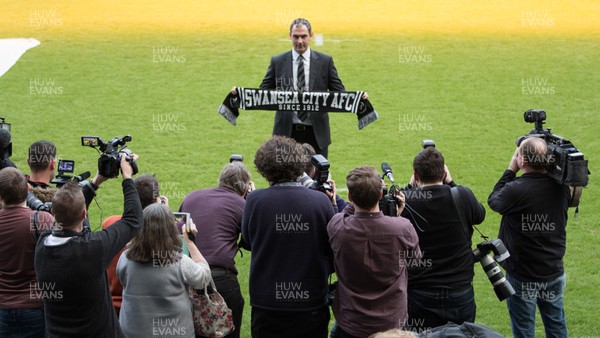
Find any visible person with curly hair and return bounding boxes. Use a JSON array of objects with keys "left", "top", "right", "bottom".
[{"left": 242, "top": 136, "right": 337, "bottom": 338}]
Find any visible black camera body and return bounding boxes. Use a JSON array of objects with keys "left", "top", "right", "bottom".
[
  {"left": 229, "top": 154, "right": 243, "bottom": 163},
  {"left": 379, "top": 162, "right": 399, "bottom": 217},
  {"left": 26, "top": 192, "right": 52, "bottom": 212},
  {"left": 82, "top": 135, "right": 138, "bottom": 178},
  {"left": 516, "top": 110, "right": 589, "bottom": 187},
  {"left": 472, "top": 239, "right": 515, "bottom": 301},
  {"left": 0, "top": 117, "right": 12, "bottom": 160},
  {"left": 379, "top": 185, "right": 398, "bottom": 217},
  {"left": 309, "top": 154, "right": 332, "bottom": 193}
]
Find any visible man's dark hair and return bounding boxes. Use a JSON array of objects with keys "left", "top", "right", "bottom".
[
  {"left": 413, "top": 147, "right": 445, "bottom": 184},
  {"left": 290, "top": 18, "right": 312, "bottom": 34},
  {"left": 254, "top": 136, "right": 305, "bottom": 184},
  {"left": 346, "top": 166, "right": 382, "bottom": 210},
  {"left": 302, "top": 143, "right": 316, "bottom": 177},
  {"left": 28, "top": 140, "right": 56, "bottom": 171},
  {"left": 52, "top": 181, "right": 85, "bottom": 228},
  {"left": 521, "top": 137, "right": 550, "bottom": 171},
  {"left": 134, "top": 174, "right": 160, "bottom": 209},
  {"left": 0, "top": 167, "right": 28, "bottom": 205}
]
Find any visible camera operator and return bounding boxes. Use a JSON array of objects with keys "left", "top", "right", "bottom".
[
  {"left": 178, "top": 162, "right": 253, "bottom": 338},
  {"left": 0, "top": 168, "right": 54, "bottom": 337},
  {"left": 488, "top": 137, "right": 570, "bottom": 338},
  {"left": 0, "top": 128, "right": 16, "bottom": 170},
  {"left": 401, "top": 147, "right": 485, "bottom": 333},
  {"left": 242, "top": 136, "right": 336, "bottom": 338},
  {"left": 327, "top": 166, "right": 419, "bottom": 338},
  {"left": 34, "top": 153, "right": 143, "bottom": 338},
  {"left": 26, "top": 140, "right": 57, "bottom": 200}
]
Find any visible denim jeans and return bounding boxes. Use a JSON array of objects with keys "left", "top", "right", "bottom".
[
  {"left": 407, "top": 285, "right": 476, "bottom": 333},
  {"left": 0, "top": 308, "right": 45, "bottom": 338},
  {"left": 506, "top": 273, "right": 568, "bottom": 338}
]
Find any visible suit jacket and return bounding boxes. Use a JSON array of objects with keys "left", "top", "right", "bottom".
[{"left": 259, "top": 50, "right": 345, "bottom": 149}]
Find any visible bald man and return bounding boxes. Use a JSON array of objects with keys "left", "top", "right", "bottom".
[{"left": 488, "top": 137, "right": 570, "bottom": 338}]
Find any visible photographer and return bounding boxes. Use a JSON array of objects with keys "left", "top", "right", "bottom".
[
  {"left": 242, "top": 136, "right": 335, "bottom": 338},
  {"left": 34, "top": 153, "right": 143, "bottom": 338},
  {"left": 178, "top": 162, "right": 253, "bottom": 338},
  {"left": 488, "top": 137, "right": 570, "bottom": 338},
  {"left": 0, "top": 168, "right": 54, "bottom": 337},
  {"left": 26, "top": 139, "right": 107, "bottom": 233},
  {"left": 327, "top": 166, "right": 419, "bottom": 338},
  {"left": 401, "top": 147, "right": 485, "bottom": 332},
  {"left": 0, "top": 128, "right": 16, "bottom": 170}
]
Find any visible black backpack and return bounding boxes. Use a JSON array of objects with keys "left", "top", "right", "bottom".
[{"left": 419, "top": 322, "right": 504, "bottom": 338}]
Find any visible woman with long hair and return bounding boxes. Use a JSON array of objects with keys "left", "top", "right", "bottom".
[{"left": 117, "top": 203, "right": 211, "bottom": 338}]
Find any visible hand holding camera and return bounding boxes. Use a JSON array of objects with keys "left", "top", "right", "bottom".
[{"left": 120, "top": 152, "right": 138, "bottom": 179}]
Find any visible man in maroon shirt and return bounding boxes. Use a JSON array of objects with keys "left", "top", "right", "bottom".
[
  {"left": 0, "top": 167, "right": 54, "bottom": 337},
  {"left": 327, "top": 166, "right": 420, "bottom": 338}
]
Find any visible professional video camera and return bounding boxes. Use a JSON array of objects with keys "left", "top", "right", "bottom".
[
  {"left": 81, "top": 135, "right": 138, "bottom": 178},
  {"left": 516, "top": 110, "right": 589, "bottom": 185},
  {"left": 380, "top": 162, "right": 400, "bottom": 216},
  {"left": 0, "top": 117, "right": 12, "bottom": 160},
  {"left": 50, "top": 159, "right": 91, "bottom": 187},
  {"left": 472, "top": 239, "right": 515, "bottom": 301}
]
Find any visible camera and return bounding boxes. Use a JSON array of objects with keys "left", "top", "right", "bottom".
[
  {"left": 304, "top": 154, "right": 332, "bottom": 193},
  {"left": 379, "top": 162, "right": 399, "bottom": 216},
  {"left": 516, "top": 110, "right": 589, "bottom": 207},
  {"left": 173, "top": 212, "right": 194, "bottom": 241},
  {"left": 82, "top": 135, "right": 138, "bottom": 178},
  {"left": 50, "top": 160, "right": 91, "bottom": 187},
  {"left": 0, "top": 117, "right": 11, "bottom": 160},
  {"left": 230, "top": 154, "right": 243, "bottom": 163},
  {"left": 516, "top": 110, "right": 589, "bottom": 187},
  {"left": 422, "top": 139, "right": 436, "bottom": 149},
  {"left": 0, "top": 117, "right": 10, "bottom": 131},
  {"left": 379, "top": 185, "right": 399, "bottom": 217},
  {"left": 472, "top": 239, "right": 515, "bottom": 301},
  {"left": 26, "top": 192, "right": 52, "bottom": 212}
]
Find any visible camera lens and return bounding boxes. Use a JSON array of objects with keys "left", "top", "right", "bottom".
[{"left": 480, "top": 255, "right": 515, "bottom": 301}]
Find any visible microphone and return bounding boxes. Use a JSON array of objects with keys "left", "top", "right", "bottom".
[
  {"left": 74, "top": 171, "right": 91, "bottom": 182},
  {"left": 381, "top": 162, "right": 395, "bottom": 184}
]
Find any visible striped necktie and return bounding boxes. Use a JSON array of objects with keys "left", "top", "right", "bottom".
[{"left": 297, "top": 54, "right": 307, "bottom": 121}]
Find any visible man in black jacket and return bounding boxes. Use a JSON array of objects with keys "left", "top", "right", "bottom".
[
  {"left": 401, "top": 147, "right": 485, "bottom": 333},
  {"left": 488, "top": 137, "right": 570, "bottom": 338},
  {"left": 35, "top": 154, "right": 143, "bottom": 338}
]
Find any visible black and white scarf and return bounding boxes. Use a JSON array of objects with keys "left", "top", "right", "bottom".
[{"left": 218, "top": 87, "right": 379, "bottom": 130}]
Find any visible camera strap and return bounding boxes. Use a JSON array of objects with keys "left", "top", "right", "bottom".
[{"left": 450, "top": 187, "right": 471, "bottom": 246}]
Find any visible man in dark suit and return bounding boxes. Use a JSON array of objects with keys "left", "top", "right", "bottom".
[{"left": 259, "top": 18, "right": 347, "bottom": 159}]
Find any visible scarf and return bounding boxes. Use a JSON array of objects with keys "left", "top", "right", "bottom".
[{"left": 218, "top": 87, "right": 379, "bottom": 130}]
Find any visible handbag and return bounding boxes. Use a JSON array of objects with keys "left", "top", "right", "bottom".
[{"left": 188, "top": 278, "right": 235, "bottom": 338}]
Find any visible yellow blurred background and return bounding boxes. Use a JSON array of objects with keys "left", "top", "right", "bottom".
[{"left": 3, "top": 0, "right": 599, "bottom": 36}]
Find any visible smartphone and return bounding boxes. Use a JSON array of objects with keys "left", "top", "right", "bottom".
[{"left": 173, "top": 212, "right": 194, "bottom": 241}]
